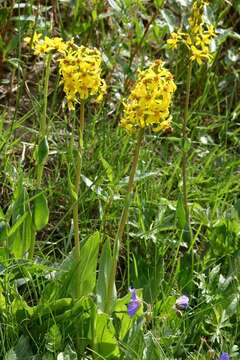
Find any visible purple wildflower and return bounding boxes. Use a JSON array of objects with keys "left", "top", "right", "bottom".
[
  {"left": 175, "top": 295, "right": 189, "bottom": 310},
  {"left": 220, "top": 353, "right": 229, "bottom": 360},
  {"left": 127, "top": 288, "right": 140, "bottom": 317}
]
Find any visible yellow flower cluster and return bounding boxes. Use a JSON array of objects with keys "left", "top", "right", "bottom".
[
  {"left": 167, "top": 0, "right": 216, "bottom": 65},
  {"left": 24, "top": 33, "right": 69, "bottom": 55},
  {"left": 24, "top": 33, "right": 106, "bottom": 110},
  {"left": 58, "top": 46, "right": 107, "bottom": 110},
  {"left": 120, "top": 60, "right": 176, "bottom": 133}
]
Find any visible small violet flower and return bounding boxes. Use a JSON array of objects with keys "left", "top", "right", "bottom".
[
  {"left": 175, "top": 295, "right": 189, "bottom": 311},
  {"left": 128, "top": 287, "right": 140, "bottom": 317},
  {"left": 220, "top": 353, "right": 229, "bottom": 360}
]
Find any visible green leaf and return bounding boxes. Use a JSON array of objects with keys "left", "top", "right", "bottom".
[
  {"left": 143, "top": 332, "right": 163, "bottom": 360},
  {"left": 50, "top": 232, "right": 100, "bottom": 299},
  {"left": 11, "top": 297, "right": 33, "bottom": 321},
  {"left": 42, "top": 353, "right": 55, "bottom": 360},
  {"left": 8, "top": 179, "right": 33, "bottom": 258},
  {"left": 0, "top": 247, "right": 9, "bottom": 260},
  {"left": 3, "top": 36, "right": 19, "bottom": 59},
  {"left": 4, "top": 349, "right": 17, "bottom": 360},
  {"left": 95, "top": 312, "right": 120, "bottom": 359},
  {"left": 154, "top": 0, "right": 165, "bottom": 8},
  {"left": 35, "top": 136, "right": 49, "bottom": 165},
  {"left": 160, "top": 9, "right": 176, "bottom": 33},
  {"left": 0, "top": 220, "right": 8, "bottom": 242},
  {"left": 176, "top": 194, "right": 186, "bottom": 230},
  {"left": 45, "top": 324, "right": 62, "bottom": 353},
  {"left": 33, "top": 192, "right": 49, "bottom": 231},
  {"left": 100, "top": 154, "right": 113, "bottom": 183},
  {"left": 0, "top": 206, "right": 4, "bottom": 219},
  {"left": 15, "top": 336, "right": 33, "bottom": 359},
  {"left": 96, "top": 238, "right": 116, "bottom": 312},
  {"left": 32, "top": 298, "right": 73, "bottom": 319},
  {"left": 122, "top": 318, "right": 144, "bottom": 359},
  {"left": 6, "top": 336, "right": 33, "bottom": 360},
  {"left": 57, "top": 345, "right": 77, "bottom": 360},
  {"left": 8, "top": 213, "right": 28, "bottom": 237},
  {"left": 79, "top": 231, "right": 100, "bottom": 296},
  {"left": 227, "top": 295, "right": 240, "bottom": 316},
  {"left": 23, "top": 211, "right": 35, "bottom": 256},
  {"left": 9, "top": 175, "right": 25, "bottom": 224}
]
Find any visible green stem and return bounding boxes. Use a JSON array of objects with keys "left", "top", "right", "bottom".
[
  {"left": 182, "top": 60, "right": 192, "bottom": 223},
  {"left": 73, "top": 102, "right": 85, "bottom": 299},
  {"left": 104, "top": 128, "right": 144, "bottom": 314},
  {"left": 73, "top": 103, "right": 85, "bottom": 360},
  {"left": 30, "top": 54, "right": 51, "bottom": 260},
  {"left": 36, "top": 53, "right": 52, "bottom": 188},
  {"left": 28, "top": 224, "right": 36, "bottom": 260}
]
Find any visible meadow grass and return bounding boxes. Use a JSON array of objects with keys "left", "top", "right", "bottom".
[{"left": 0, "top": 1, "right": 240, "bottom": 359}]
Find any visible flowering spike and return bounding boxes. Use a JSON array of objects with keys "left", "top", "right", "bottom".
[
  {"left": 167, "top": 0, "right": 216, "bottom": 65},
  {"left": 58, "top": 45, "right": 106, "bottom": 110},
  {"left": 120, "top": 60, "right": 176, "bottom": 134},
  {"left": 127, "top": 288, "right": 140, "bottom": 317},
  {"left": 24, "top": 33, "right": 106, "bottom": 110}
]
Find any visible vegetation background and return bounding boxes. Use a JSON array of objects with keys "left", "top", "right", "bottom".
[{"left": 0, "top": 0, "right": 240, "bottom": 359}]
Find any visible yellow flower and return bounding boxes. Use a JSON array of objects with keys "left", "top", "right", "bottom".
[
  {"left": 167, "top": 0, "right": 216, "bottom": 65},
  {"left": 167, "top": 32, "right": 179, "bottom": 49},
  {"left": 120, "top": 60, "right": 176, "bottom": 134},
  {"left": 26, "top": 34, "right": 106, "bottom": 109},
  {"left": 59, "top": 45, "right": 106, "bottom": 109},
  {"left": 152, "top": 118, "right": 172, "bottom": 133},
  {"left": 24, "top": 32, "right": 42, "bottom": 47},
  {"left": 207, "top": 24, "right": 216, "bottom": 38},
  {"left": 33, "top": 36, "right": 67, "bottom": 56},
  {"left": 190, "top": 45, "right": 210, "bottom": 64}
]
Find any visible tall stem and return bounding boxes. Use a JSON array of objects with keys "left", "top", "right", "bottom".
[
  {"left": 182, "top": 61, "right": 192, "bottom": 223},
  {"left": 73, "top": 103, "right": 85, "bottom": 359},
  {"left": 73, "top": 102, "right": 85, "bottom": 299},
  {"left": 30, "top": 54, "right": 51, "bottom": 260},
  {"left": 104, "top": 128, "right": 144, "bottom": 314},
  {"left": 36, "top": 53, "right": 52, "bottom": 188}
]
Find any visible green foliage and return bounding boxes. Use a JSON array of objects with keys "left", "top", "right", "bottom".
[
  {"left": 96, "top": 237, "right": 115, "bottom": 312},
  {"left": 33, "top": 192, "right": 49, "bottom": 231}
]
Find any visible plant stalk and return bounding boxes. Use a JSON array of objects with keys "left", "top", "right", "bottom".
[
  {"left": 30, "top": 54, "right": 51, "bottom": 260},
  {"left": 104, "top": 128, "right": 144, "bottom": 314},
  {"left": 73, "top": 102, "right": 85, "bottom": 299},
  {"left": 36, "top": 53, "right": 52, "bottom": 188},
  {"left": 182, "top": 60, "right": 192, "bottom": 223}
]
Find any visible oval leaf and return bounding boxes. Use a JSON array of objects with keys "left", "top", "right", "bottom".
[{"left": 33, "top": 193, "right": 49, "bottom": 231}]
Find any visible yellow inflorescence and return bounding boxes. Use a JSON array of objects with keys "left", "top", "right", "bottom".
[
  {"left": 24, "top": 33, "right": 69, "bottom": 55},
  {"left": 120, "top": 60, "right": 176, "bottom": 134},
  {"left": 58, "top": 46, "right": 106, "bottom": 110},
  {"left": 24, "top": 33, "right": 106, "bottom": 110},
  {"left": 167, "top": 0, "right": 216, "bottom": 65}
]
